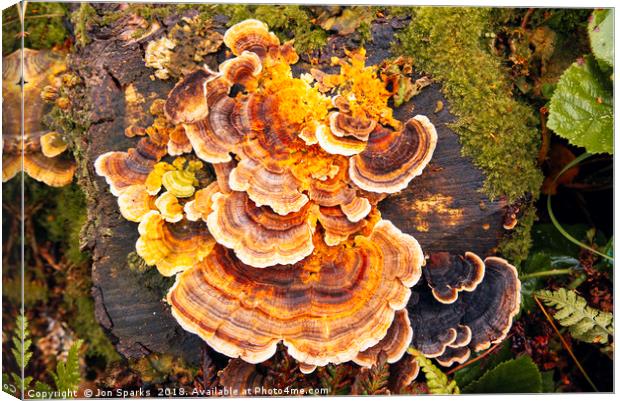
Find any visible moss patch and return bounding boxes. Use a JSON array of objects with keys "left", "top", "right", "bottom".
[
  {"left": 498, "top": 204, "right": 537, "bottom": 266},
  {"left": 2, "top": 2, "right": 69, "bottom": 55},
  {"left": 393, "top": 7, "right": 544, "bottom": 264},
  {"left": 394, "top": 7, "right": 543, "bottom": 202},
  {"left": 41, "top": 184, "right": 89, "bottom": 265},
  {"left": 95, "top": 4, "right": 328, "bottom": 54},
  {"left": 223, "top": 5, "right": 328, "bottom": 53}
]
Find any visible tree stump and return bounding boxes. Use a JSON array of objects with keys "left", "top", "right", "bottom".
[{"left": 73, "top": 9, "right": 510, "bottom": 364}]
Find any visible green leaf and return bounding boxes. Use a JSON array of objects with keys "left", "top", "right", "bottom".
[
  {"left": 463, "top": 356, "right": 542, "bottom": 393},
  {"left": 51, "top": 339, "right": 83, "bottom": 396},
  {"left": 454, "top": 342, "right": 512, "bottom": 388},
  {"left": 588, "top": 9, "right": 614, "bottom": 67},
  {"left": 547, "top": 56, "right": 613, "bottom": 154},
  {"left": 12, "top": 314, "right": 33, "bottom": 372},
  {"left": 541, "top": 370, "right": 556, "bottom": 393},
  {"left": 537, "top": 288, "right": 613, "bottom": 344},
  {"left": 409, "top": 349, "right": 460, "bottom": 394}
]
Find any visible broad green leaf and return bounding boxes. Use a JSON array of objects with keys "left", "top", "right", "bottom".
[
  {"left": 589, "top": 9, "right": 614, "bottom": 67},
  {"left": 541, "top": 371, "right": 556, "bottom": 393},
  {"left": 463, "top": 356, "right": 542, "bottom": 393},
  {"left": 454, "top": 342, "right": 512, "bottom": 388},
  {"left": 547, "top": 57, "right": 613, "bottom": 154}
]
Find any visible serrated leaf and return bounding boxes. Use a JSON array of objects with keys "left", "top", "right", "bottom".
[
  {"left": 537, "top": 288, "right": 613, "bottom": 344},
  {"left": 463, "top": 356, "right": 542, "bottom": 393},
  {"left": 547, "top": 57, "right": 613, "bottom": 154},
  {"left": 588, "top": 9, "right": 614, "bottom": 67}
]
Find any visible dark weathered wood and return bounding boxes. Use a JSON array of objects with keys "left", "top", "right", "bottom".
[
  {"left": 73, "top": 10, "right": 204, "bottom": 363},
  {"left": 75, "top": 9, "right": 508, "bottom": 364},
  {"left": 382, "top": 81, "right": 506, "bottom": 256}
]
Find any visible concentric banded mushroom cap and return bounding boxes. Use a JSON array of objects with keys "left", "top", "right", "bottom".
[
  {"left": 23, "top": 153, "right": 76, "bottom": 187},
  {"left": 435, "top": 346, "right": 471, "bottom": 367},
  {"left": 423, "top": 252, "right": 485, "bottom": 304},
  {"left": 354, "top": 309, "right": 413, "bottom": 367},
  {"left": 184, "top": 182, "right": 220, "bottom": 222},
  {"left": 223, "top": 19, "right": 280, "bottom": 58},
  {"left": 315, "top": 124, "right": 366, "bottom": 156},
  {"left": 219, "top": 51, "right": 262, "bottom": 87},
  {"left": 307, "top": 157, "right": 356, "bottom": 207},
  {"left": 229, "top": 158, "right": 309, "bottom": 215},
  {"left": 349, "top": 115, "right": 438, "bottom": 193},
  {"left": 407, "top": 289, "right": 465, "bottom": 358},
  {"left": 316, "top": 205, "right": 377, "bottom": 246},
  {"left": 117, "top": 184, "right": 156, "bottom": 222},
  {"left": 463, "top": 257, "right": 521, "bottom": 352},
  {"left": 183, "top": 96, "right": 245, "bottom": 163},
  {"left": 329, "top": 112, "right": 377, "bottom": 141},
  {"left": 341, "top": 196, "right": 372, "bottom": 223},
  {"left": 155, "top": 191, "right": 184, "bottom": 223},
  {"left": 162, "top": 170, "right": 196, "bottom": 198},
  {"left": 239, "top": 94, "right": 306, "bottom": 169},
  {"left": 167, "top": 126, "right": 192, "bottom": 156},
  {"left": 408, "top": 255, "right": 520, "bottom": 363},
  {"left": 136, "top": 211, "right": 214, "bottom": 276},
  {"left": 167, "top": 220, "right": 423, "bottom": 366},
  {"left": 206, "top": 191, "right": 315, "bottom": 268},
  {"left": 3, "top": 49, "right": 74, "bottom": 186},
  {"left": 164, "top": 69, "right": 214, "bottom": 124},
  {"left": 95, "top": 149, "right": 156, "bottom": 196}
]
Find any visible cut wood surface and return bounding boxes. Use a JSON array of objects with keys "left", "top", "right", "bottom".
[{"left": 74, "top": 8, "right": 509, "bottom": 363}]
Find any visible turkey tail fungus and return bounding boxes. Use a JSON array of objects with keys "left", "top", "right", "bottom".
[{"left": 91, "top": 18, "right": 520, "bottom": 373}]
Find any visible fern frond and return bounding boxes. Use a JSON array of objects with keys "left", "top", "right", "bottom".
[
  {"left": 12, "top": 314, "right": 34, "bottom": 371},
  {"left": 408, "top": 348, "right": 460, "bottom": 394},
  {"left": 51, "top": 339, "right": 84, "bottom": 394},
  {"left": 537, "top": 288, "right": 613, "bottom": 344}
]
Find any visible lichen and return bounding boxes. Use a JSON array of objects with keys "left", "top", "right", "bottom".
[
  {"left": 393, "top": 7, "right": 544, "bottom": 264},
  {"left": 144, "top": 15, "right": 223, "bottom": 80}
]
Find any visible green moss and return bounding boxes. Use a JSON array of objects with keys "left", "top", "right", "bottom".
[
  {"left": 498, "top": 204, "right": 537, "bottom": 267},
  {"left": 393, "top": 8, "right": 544, "bottom": 263},
  {"left": 220, "top": 5, "right": 329, "bottom": 53},
  {"left": 100, "top": 4, "right": 328, "bottom": 54},
  {"left": 2, "top": 277, "right": 49, "bottom": 307},
  {"left": 63, "top": 291, "right": 120, "bottom": 364},
  {"left": 2, "top": 3, "right": 69, "bottom": 55},
  {"left": 70, "top": 3, "right": 98, "bottom": 48},
  {"left": 127, "top": 252, "right": 175, "bottom": 297},
  {"left": 41, "top": 184, "right": 89, "bottom": 265},
  {"left": 394, "top": 7, "right": 543, "bottom": 202}
]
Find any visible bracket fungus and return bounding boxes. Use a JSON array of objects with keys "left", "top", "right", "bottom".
[
  {"left": 408, "top": 254, "right": 520, "bottom": 367},
  {"left": 2, "top": 49, "right": 76, "bottom": 186},
  {"left": 94, "top": 18, "right": 521, "bottom": 373},
  {"left": 167, "top": 220, "right": 422, "bottom": 367},
  {"left": 423, "top": 252, "right": 486, "bottom": 304}
]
